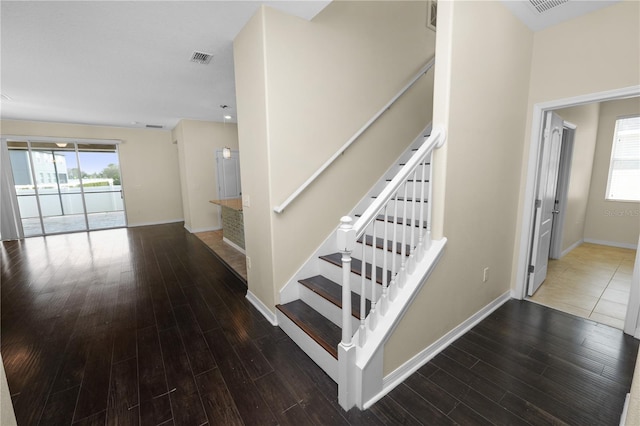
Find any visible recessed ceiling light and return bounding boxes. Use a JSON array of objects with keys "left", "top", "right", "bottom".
[{"left": 224, "top": 115, "right": 232, "bottom": 120}]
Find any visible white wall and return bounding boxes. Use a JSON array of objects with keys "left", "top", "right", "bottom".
[
  {"left": 234, "top": 1, "right": 436, "bottom": 311},
  {"left": 0, "top": 119, "right": 183, "bottom": 226},
  {"left": 584, "top": 97, "right": 640, "bottom": 247},
  {"left": 554, "top": 103, "right": 600, "bottom": 253},
  {"left": 172, "top": 119, "right": 239, "bottom": 233},
  {"left": 385, "top": 0, "right": 533, "bottom": 374}
]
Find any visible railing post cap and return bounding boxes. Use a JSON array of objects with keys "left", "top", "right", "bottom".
[{"left": 340, "top": 216, "right": 353, "bottom": 226}]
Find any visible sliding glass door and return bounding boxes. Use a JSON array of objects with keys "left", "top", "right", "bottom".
[{"left": 7, "top": 140, "right": 126, "bottom": 237}]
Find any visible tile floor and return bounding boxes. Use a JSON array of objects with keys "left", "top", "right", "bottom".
[
  {"left": 528, "top": 242, "right": 636, "bottom": 329},
  {"left": 195, "top": 229, "right": 248, "bottom": 282}
]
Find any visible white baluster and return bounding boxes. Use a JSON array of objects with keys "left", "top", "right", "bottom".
[
  {"left": 369, "top": 220, "right": 377, "bottom": 331},
  {"left": 380, "top": 204, "right": 389, "bottom": 315},
  {"left": 398, "top": 182, "right": 409, "bottom": 288},
  {"left": 417, "top": 153, "right": 427, "bottom": 261},
  {"left": 408, "top": 169, "right": 418, "bottom": 274},
  {"left": 359, "top": 231, "right": 367, "bottom": 346},
  {"left": 426, "top": 151, "right": 434, "bottom": 250},
  {"left": 389, "top": 190, "right": 399, "bottom": 302}
]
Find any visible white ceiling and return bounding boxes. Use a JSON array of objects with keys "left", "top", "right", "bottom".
[
  {"left": 501, "top": 0, "right": 620, "bottom": 32},
  {"left": 0, "top": 0, "right": 620, "bottom": 131},
  {"left": 0, "top": 0, "right": 330, "bottom": 130}
]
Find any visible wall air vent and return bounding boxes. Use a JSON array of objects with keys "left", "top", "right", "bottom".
[
  {"left": 146, "top": 124, "right": 163, "bottom": 129},
  {"left": 529, "top": 0, "right": 569, "bottom": 14},
  {"left": 190, "top": 51, "right": 214, "bottom": 65}
]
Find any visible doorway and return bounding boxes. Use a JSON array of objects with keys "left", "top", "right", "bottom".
[
  {"left": 5, "top": 139, "right": 126, "bottom": 237},
  {"left": 516, "top": 86, "right": 640, "bottom": 335}
]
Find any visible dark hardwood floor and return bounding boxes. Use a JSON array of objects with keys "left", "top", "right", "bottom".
[{"left": 1, "top": 223, "right": 638, "bottom": 425}]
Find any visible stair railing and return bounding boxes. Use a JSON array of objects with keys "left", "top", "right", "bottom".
[
  {"left": 337, "top": 126, "right": 446, "bottom": 409},
  {"left": 273, "top": 57, "right": 435, "bottom": 214}
]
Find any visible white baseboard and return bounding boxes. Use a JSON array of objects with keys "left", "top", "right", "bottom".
[
  {"left": 128, "top": 218, "right": 184, "bottom": 228},
  {"left": 222, "top": 237, "right": 246, "bottom": 254},
  {"left": 189, "top": 226, "right": 222, "bottom": 234},
  {"left": 561, "top": 239, "right": 583, "bottom": 258},
  {"left": 373, "top": 291, "right": 512, "bottom": 407},
  {"left": 584, "top": 238, "right": 638, "bottom": 250},
  {"left": 246, "top": 290, "right": 278, "bottom": 326}
]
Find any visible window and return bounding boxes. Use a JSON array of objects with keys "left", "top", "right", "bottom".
[{"left": 606, "top": 116, "right": 640, "bottom": 202}]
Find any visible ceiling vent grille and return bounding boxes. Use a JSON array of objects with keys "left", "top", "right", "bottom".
[
  {"left": 190, "top": 51, "right": 213, "bottom": 65},
  {"left": 146, "top": 124, "right": 163, "bottom": 129},
  {"left": 529, "top": 0, "right": 569, "bottom": 14}
]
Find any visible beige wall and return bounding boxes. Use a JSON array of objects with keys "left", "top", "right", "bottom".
[
  {"left": 512, "top": 1, "right": 640, "bottom": 286},
  {"left": 554, "top": 103, "right": 600, "bottom": 253},
  {"left": 385, "top": 1, "right": 533, "bottom": 374},
  {"left": 234, "top": 2, "right": 436, "bottom": 310},
  {"left": 584, "top": 97, "right": 640, "bottom": 246},
  {"left": 172, "top": 119, "right": 239, "bottom": 232},
  {"left": 0, "top": 119, "right": 183, "bottom": 226}
]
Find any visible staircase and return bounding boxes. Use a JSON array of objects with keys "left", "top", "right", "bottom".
[{"left": 275, "top": 125, "right": 447, "bottom": 409}]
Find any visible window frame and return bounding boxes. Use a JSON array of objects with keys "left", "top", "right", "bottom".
[{"left": 605, "top": 114, "right": 640, "bottom": 203}]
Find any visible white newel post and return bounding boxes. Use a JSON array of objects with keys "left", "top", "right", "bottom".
[{"left": 337, "top": 216, "right": 356, "bottom": 410}]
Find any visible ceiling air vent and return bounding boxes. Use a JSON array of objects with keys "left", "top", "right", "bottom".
[
  {"left": 529, "top": 0, "right": 569, "bottom": 14},
  {"left": 190, "top": 51, "right": 213, "bottom": 65},
  {"left": 146, "top": 124, "right": 163, "bottom": 129}
]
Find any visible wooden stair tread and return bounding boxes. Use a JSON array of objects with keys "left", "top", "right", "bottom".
[
  {"left": 299, "top": 275, "right": 371, "bottom": 320},
  {"left": 385, "top": 178, "right": 429, "bottom": 183},
  {"left": 276, "top": 300, "right": 340, "bottom": 359},
  {"left": 357, "top": 234, "right": 409, "bottom": 256},
  {"left": 319, "top": 253, "right": 392, "bottom": 285}
]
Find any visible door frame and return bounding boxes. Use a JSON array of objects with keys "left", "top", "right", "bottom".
[
  {"left": 514, "top": 85, "right": 640, "bottom": 335},
  {"left": 549, "top": 121, "right": 576, "bottom": 259}
]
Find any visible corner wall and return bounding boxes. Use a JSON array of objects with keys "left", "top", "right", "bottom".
[
  {"left": 172, "top": 119, "right": 239, "bottom": 233},
  {"left": 234, "top": 1, "right": 436, "bottom": 312},
  {"left": 384, "top": 0, "right": 533, "bottom": 374},
  {"left": 0, "top": 119, "right": 183, "bottom": 226}
]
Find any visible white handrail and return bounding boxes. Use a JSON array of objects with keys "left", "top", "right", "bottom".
[
  {"left": 352, "top": 127, "right": 445, "bottom": 236},
  {"left": 273, "top": 57, "right": 436, "bottom": 214}
]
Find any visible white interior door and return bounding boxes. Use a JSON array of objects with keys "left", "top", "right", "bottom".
[
  {"left": 528, "top": 111, "right": 564, "bottom": 296},
  {"left": 216, "top": 150, "right": 241, "bottom": 199}
]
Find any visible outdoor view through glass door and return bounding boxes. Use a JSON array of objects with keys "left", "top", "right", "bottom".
[{"left": 8, "top": 140, "right": 126, "bottom": 236}]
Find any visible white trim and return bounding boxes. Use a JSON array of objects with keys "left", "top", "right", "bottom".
[
  {"left": 222, "top": 237, "right": 246, "bottom": 254},
  {"left": 583, "top": 238, "right": 638, "bottom": 250},
  {"left": 246, "top": 290, "right": 278, "bottom": 326},
  {"left": 128, "top": 218, "right": 184, "bottom": 228},
  {"left": 365, "top": 291, "right": 512, "bottom": 409},
  {"left": 185, "top": 225, "right": 221, "bottom": 234},
  {"left": 560, "top": 239, "right": 584, "bottom": 258},
  {"left": 515, "top": 85, "right": 640, "bottom": 300}
]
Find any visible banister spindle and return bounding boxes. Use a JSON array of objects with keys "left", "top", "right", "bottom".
[
  {"left": 408, "top": 169, "right": 418, "bottom": 274},
  {"left": 380, "top": 204, "right": 389, "bottom": 315},
  {"left": 359, "top": 227, "right": 367, "bottom": 346},
  {"left": 398, "top": 182, "right": 409, "bottom": 288},
  {"left": 389, "top": 190, "right": 400, "bottom": 301},
  {"left": 417, "top": 153, "right": 427, "bottom": 260},
  {"left": 369, "top": 220, "right": 377, "bottom": 331}
]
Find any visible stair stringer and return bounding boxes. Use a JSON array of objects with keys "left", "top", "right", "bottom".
[{"left": 347, "top": 237, "right": 447, "bottom": 409}]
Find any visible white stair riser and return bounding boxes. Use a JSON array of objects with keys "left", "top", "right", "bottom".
[
  {"left": 354, "top": 241, "right": 406, "bottom": 270},
  {"left": 352, "top": 222, "right": 426, "bottom": 247},
  {"left": 276, "top": 310, "right": 338, "bottom": 382},
  {"left": 299, "top": 285, "right": 360, "bottom": 331}
]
